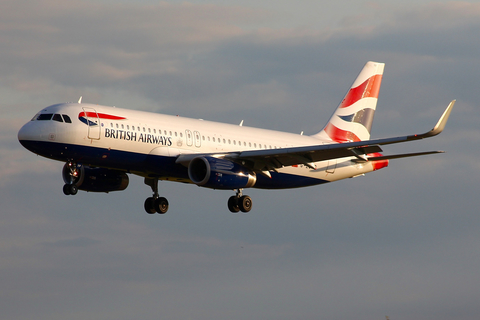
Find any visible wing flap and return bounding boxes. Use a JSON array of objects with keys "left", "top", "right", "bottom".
[{"left": 229, "top": 145, "right": 383, "bottom": 168}]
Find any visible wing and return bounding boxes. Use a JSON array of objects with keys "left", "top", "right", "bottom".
[{"left": 177, "top": 100, "right": 454, "bottom": 173}]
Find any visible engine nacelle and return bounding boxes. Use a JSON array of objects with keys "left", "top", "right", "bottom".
[
  {"left": 62, "top": 163, "right": 129, "bottom": 193},
  {"left": 188, "top": 156, "right": 256, "bottom": 189}
]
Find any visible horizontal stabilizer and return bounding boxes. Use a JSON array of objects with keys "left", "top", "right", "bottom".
[{"left": 364, "top": 151, "right": 444, "bottom": 162}]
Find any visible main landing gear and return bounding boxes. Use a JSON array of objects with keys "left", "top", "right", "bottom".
[
  {"left": 144, "top": 178, "right": 169, "bottom": 214},
  {"left": 228, "top": 189, "right": 252, "bottom": 213}
]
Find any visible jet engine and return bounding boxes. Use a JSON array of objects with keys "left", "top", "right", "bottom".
[
  {"left": 62, "top": 162, "right": 129, "bottom": 193},
  {"left": 188, "top": 156, "right": 256, "bottom": 189}
]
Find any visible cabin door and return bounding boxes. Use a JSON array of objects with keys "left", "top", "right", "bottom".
[{"left": 82, "top": 107, "right": 101, "bottom": 140}]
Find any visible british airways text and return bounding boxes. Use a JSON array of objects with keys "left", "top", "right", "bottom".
[{"left": 104, "top": 128, "right": 173, "bottom": 146}]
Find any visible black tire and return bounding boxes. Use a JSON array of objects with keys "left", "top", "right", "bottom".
[
  {"left": 144, "top": 197, "right": 156, "bottom": 214},
  {"left": 239, "top": 195, "right": 252, "bottom": 213},
  {"left": 69, "top": 184, "right": 78, "bottom": 195},
  {"left": 154, "top": 197, "right": 169, "bottom": 214},
  {"left": 63, "top": 184, "right": 71, "bottom": 195},
  {"left": 227, "top": 196, "right": 240, "bottom": 213}
]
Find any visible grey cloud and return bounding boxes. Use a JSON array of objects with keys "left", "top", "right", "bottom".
[
  {"left": 42, "top": 237, "right": 101, "bottom": 248},
  {"left": 2, "top": 1, "right": 480, "bottom": 320}
]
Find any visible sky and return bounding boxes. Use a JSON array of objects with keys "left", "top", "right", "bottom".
[{"left": 1, "top": 1, "right": 480, "bottom": 319}]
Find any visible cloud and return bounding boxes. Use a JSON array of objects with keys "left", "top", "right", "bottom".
[
  {"left": 0, "top": 0, "right": 262, "bottom": 88},
  {"left": 2, "top": 1, "right": 480, "bottom": 320}
]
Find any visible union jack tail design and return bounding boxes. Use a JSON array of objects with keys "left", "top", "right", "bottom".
[{"left": 312, "top": 61, "right": 384, "bottom": 142}]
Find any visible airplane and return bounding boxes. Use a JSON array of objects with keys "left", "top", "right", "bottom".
[{"left": 18, "top": 61, "right": 454, "bottom": 214}]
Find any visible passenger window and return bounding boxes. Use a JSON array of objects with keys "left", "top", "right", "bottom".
[
  {"left": 37, "top": 114, "right": 53, "bottom": 121},
  {"left": 116, "top": 123, "right": 119, "bottom": 129},
  {"left": 213, "top": 137, "right": 215, "bottom": 142},
  {"left": 62, "top": 115, "right": 72, "bottom": 123},
  {"left": 121, "top": 124, "right": 124, "bottom": 129}
]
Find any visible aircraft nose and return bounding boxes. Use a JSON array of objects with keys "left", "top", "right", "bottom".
[
  {"left": 18, "top": 122, "right": 31, "bottom": 141},
  {"left": 18, "top": 121, "right": 38, "bottom": 151}
]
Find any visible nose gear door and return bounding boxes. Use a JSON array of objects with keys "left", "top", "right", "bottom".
[{"left": 82, "top": 107, "right": 101, "bottom": 140}]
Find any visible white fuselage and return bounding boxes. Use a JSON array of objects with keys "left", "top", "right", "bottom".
[{"left": 18, "top": 102, "right": 380, "bottom": 189}]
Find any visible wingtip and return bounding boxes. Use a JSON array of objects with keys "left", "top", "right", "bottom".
[
  {"left": 426, "top": 100, "right": 455, "bottom": 137},
  {"left": 436, "top": 100, "right": 455, "bottom": 129}
]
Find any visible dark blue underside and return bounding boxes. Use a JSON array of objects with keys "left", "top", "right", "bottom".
[{"left": 19, "top": 140, "right": 328, "bottom": 189}]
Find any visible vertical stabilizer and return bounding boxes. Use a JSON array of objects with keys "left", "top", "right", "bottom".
[{"left": 312, "top": 61, "right": 384, "bottom": 142}]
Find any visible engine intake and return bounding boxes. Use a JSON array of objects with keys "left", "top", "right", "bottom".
[{"left": 188, "top": 156, "right": 256, "bottom": 189}]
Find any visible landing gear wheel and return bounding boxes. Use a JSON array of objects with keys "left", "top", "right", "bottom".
[
  {"left": 63, "top": 184, "right": 78, "bottom": 195},
  {"left": 228, "top": 196, "right": 240, "bottom": 213},
  {"left": 63, "top": 184, "right": 71, "bottom": 195},
  {"left": 144, "top": 197, "right": 156, "bottom": 214},
  {"left": 69, "top": 184, "right": 78, "bottom": 195},
  {"left": 239, "top": 195, "right": 252, "bottom": 213},
  {"left": 154, "top": 197, "right": 169, "bottom": 214}
]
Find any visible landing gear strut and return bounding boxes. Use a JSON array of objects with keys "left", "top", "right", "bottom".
[
  {"left": 144, "top": 178, "right": 169, "bottom": 214},
  {"left": 62, "top": 161, "right": 82, "bottom": 195},
  {"left": 228, "top": 189, "right": 252, "bottom": 213}
]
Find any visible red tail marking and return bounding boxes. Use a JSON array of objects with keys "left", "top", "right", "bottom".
[
  {"left": 369, "top": 152, "right": 389, "bottom": 170},
  {"left": 340, "top": 74, "right": 382, "bottom": 109},
  {"left": 324, "top": 123, "right": 361, "bottom": 143}
]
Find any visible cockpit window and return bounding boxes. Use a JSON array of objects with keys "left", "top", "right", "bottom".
[
  {"left": 31, "top": 113, "right": 40, "bottom": 121},
  {"left": 62, "top": 115, "right": 72, "bottom": 123},
  {"left": 52, "top": 114, "right": 63, "bottom": 122},
  {"left": 37, "top": 113, "right": 53, "bottom": 121},
  {"left": 32, "top": 112, "right": 73, "bottom": 123}
]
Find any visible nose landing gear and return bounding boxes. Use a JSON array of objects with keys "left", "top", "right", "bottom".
[
  {"left": 62, "top": 161, "right": 83, "bottom": 195},
  {"left": 228, "top": 189, "right": 252, "bottom": 213},
  {"left": 63, "top": 183, "right": 78, "bottom": 195}
]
